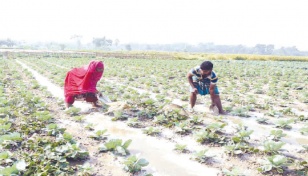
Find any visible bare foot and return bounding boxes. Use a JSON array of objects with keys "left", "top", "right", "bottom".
[
  {"left": 209, "top": 104, "right": 219, "bottom": 115},
  {"left": 187, "top": 107, "right": 194, "bottom": 113},
  {"left": 209, "top": 104, "right": 215, "bottom": 110},
  {"left": 65, "top": 103, "right": 73, "bottom": 108},
  {"left": 219, "top": 111, "right": 228, "bottom": 115},
  {"left": 92, "top": 102, "right": 102, "bottom": 108}
]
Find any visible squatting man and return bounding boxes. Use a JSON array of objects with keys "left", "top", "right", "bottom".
[{"left": 187, "top": 61, "right": 227, "bottom": 115}]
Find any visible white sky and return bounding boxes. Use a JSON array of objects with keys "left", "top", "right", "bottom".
[{"left": 0, "top": 0, "right": 308, "bottom": 50}]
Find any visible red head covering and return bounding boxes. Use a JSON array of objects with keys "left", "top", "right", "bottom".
[{"left": 64, "top": 60, "right": 104, "bottom": 97}]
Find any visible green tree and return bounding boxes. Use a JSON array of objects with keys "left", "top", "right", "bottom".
[
  {"left": 70, "top": 35, "right": 82, "bottom": 49},
  {"left": 125, "top": 44, "right": 132, "bottom": 51},
  {"left": 92, "top": 37, "right": 112, "bottom": 48}
]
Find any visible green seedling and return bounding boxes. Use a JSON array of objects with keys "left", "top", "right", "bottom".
[
  {"left": 174, "top": 144, "right": 188, "bottom": 153},
  {"left": 55, "top": 143, "right": 89, "bottom": 160},
  {"left": 0, "top": 123, "right": 11, "bottom": 135},
  {"left": 268, "top": 130, "right": 287, "bottom": 141},
  {"left": 258, "top": 155, "right": 291, "bottom": 174},
  {"left": 262, "top": 140, "right": 285, "bottom": 154},
  {"left": 84, "top": 123, "right": 95, "bottom": 131},
  {"left": 111, "top": 110, "right": 128, "bottom": 121},
  {"left": 73, "top": 115, "right": 85, "bottom": 122},
  {"left": 0, "top": 132, "right": 23, "bottom": 145},
  {"left": 299, "top": 126, "right": 308, "bottom": 135},
  {"left": 123, "top": 155, "right": 149, "bottom": 174},
  {"left": 192, "top": 149, "right": 215, "bottom": 163},
  {"left": 43, "top": 123, "right": 66, "bottom": 136},
  {"left": 256, "top": 117, "right": 270, "bottom": 124},
  {"left": 143, "top": 127, "right": 161, "bottom": 136},
  {"left": 275, "top": 119, "right": 293, "bottom": 129},
  {"left": 65, "top": 107, "right": 81, "bottom": 116},
  {"left": 190, "top": 116, "right": 203, "bottom": 125},
  {"left": 99, "top": 139, "right": 132, "bottom": 156},
  {"left": 223, "top": 167, "right": 245, "bottom": 176},
  {"left": 127, "top": 118, "right": 142, "bottom": 128},
  {"left": 232, "top": 129, "right": 253, "bottom": 144},
  {"left": 225, "top": 143, "right": 259, "bottom": 156},
  {"left": 77, "top": 162, "right": 93, "bottom": 176},
  {"left": 89, "top": 129, "right": 108, "bottom": 140},
  {"left": 174, "top": 121, "right": 192, "bottom": 135}
]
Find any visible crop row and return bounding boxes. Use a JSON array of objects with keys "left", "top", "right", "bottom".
[{"left": 16, "top": 57, "right": 308, "bottom": 175}]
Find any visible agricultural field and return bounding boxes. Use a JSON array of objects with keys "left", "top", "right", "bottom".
[{"left": 0, "top": 53, "right": 308, "bottom": 176}]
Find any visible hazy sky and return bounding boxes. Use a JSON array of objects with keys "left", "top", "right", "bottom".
[{"left": 1, "top": 0, "right": 307, "bottom": 50}]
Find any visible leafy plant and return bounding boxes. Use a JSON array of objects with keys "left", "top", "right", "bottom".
[
  {"left": 123, "top": 155, "right": 149, "bottom": 174},
  {"left": 258, "top": 155, "right": 290, "bottom": 174},
  {"left": 299, "top": 126, "right": 308, "bottom": 135},
  {"left": 164, "top": 108, "right": 188, "bottom": 121},
  {"left": 194, "top": 130, "right": 226, "bottom": 144},
  {"left": 153, "top": 115, "right": 168, "bottom": 125},
  {"left": 55, "top": 143, "right": 89, "bottom": 160},
  {"left": 256, "top": 117, "right": 270, "bottom": 124},
  {"left": 34, "top": 111, "right": 52, "bottom": 122},
  {"left": 73, "top": 115, "right": 85, "bottom": 122},
  {"left": 127, "top": 117, "right": 142, "bottom": 128},
  {"left": 281, "top": 107, "right": 294, "bottom": 115},
  {"left": 65, "top": 107, "right": 81, "bottom": 116},
  {"left": 225, "top": 143, "right": 259, "bottom": 156},
  {"left": 232, "top": 129, "right": 253, "bottom": 144},
  {"left": 275, "top": 119, "right": 293, "bottom": 129},
  {"left": 77, "top": 162, "right": 93, "bottom": 176},
  {"left": 89, "top": 129, "right": 108, "bottom": 140},
  {"left": 0, "top": 132, "right": 23, "bottom": 146},
  {"left": 189, "top": 116, "right": 203, "bottom": 125},
  {"left": 213, "top": 116, "right": 225, "bottom": 122},
  {"left": 293, "top": 160, "right": 308, "bottom": 176},
  {"left": 223, "top": 167, "right": 245, "bottom": 176},
  {"left": 0, "top": 123, "right": 12, "bottom": 135},
  {"left": 0, "top": 117, "right": 9, "bottom": 124},
  {"left": 298, "top": 115, "right": 308, "bottom": 121},
  {"left": 262, "top": 141, "right": 285, "bottom": 154},
  {"left": 302, "top": 145, "right": 308, "bottom": 152},
  {"left": 143, "top": 127, "right": 160, "bottom": 136},
  {"left": 192, "top": 149, "right": 215, "bottom": 163},
  {"left": 111, "top": 110, "right": 128, "bottom": 121},
  {"left": 206, "top": 122, "right": 226, "bottom": 133},
  {"left": 84, "top": 123, "right": 95, "bottom": 131},
  {"left": 56, "top": 132, "right": 76, "bottom": 144},
  {"left": 267, "top": 110, "right": 283, "bottom": 118},
  {"left": 174, "top": 144, "right": 188, "bottom": 153},
  {"left": 174, "top": 121, "right": 192, "bottom": 135},
  {"left": 0, "top": 151, "right": 12, "bottom": 164},
  {"left": 231, "top": 107, "right": 249, "bottom": 117},
  {"left": 43, "top": 123, "right": 66, "bottom": 136},
  {"left": 268, "top": 130, "right": 286, "bottom": 141},
  {"left": 99, "top": 139, "right": 132, "bottom": 156},
  {"left": 0, "top": 161, "right": 26, "bottom": 175}
]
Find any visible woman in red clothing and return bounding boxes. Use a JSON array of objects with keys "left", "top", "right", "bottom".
[{"left": 64, "top": 60, "right": 104, "bottom": 108}]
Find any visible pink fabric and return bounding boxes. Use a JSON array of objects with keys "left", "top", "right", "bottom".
[{"left": 64, "top": 61, "right": 104, "bottom": 101}]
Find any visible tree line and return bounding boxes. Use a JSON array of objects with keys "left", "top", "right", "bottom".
[{"left": 1, "top": 38, "right": 307, "bottom": 56}]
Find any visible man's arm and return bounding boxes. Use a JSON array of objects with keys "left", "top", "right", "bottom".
[
  {"left": 209, "top": 83, "right": 216, "bottom": 104},
  {"left": 187, "top": 72, "right": 198, "bottom": 94}
]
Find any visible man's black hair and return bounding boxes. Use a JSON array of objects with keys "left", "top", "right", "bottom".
[{"left": 200, "top": 61, "right": 213, "bottom": 70}]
